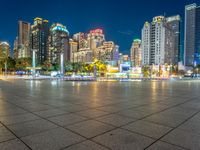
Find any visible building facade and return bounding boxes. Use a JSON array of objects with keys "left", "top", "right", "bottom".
[
  {"left": 49, "top": 23, "right": 70, "bottom": 64},
  {"left": 71, "top": 29, "right": 117, "bottom": 63},
  {"left": 30, "top": 18, "right": 49, "bottom": 65},
  {"left": 142, "top": 16, "right": 175, "bottom": 66},
  {"left": 130, "top": 39, "right": 142, "bottom": 67},
  {"left": 18, "top": 21, "right": 31, "bottom": 58},
  {"left": 0, "top": 42, "right": 10, "bottom": 58},
  {"left": 166, "top": 15, "right": 181, "bottom": 64},
  {"left": 185, "top": 3, "right": 200, "bottom": 66}
]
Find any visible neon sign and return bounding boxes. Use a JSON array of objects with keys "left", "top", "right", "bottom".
[{"left": 90, "top": 29, "right": 103, "bottom": 34}]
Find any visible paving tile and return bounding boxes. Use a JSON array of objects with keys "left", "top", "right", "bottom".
[
  {"left": 117, "top": 109, "right": 152, "bottom": 119},
  {"left": 132, "top": 104, "right": 169, "bottom": 114},
  {"left": 66, "top": 120, "right": 115, "bottom": 138},
  {"left": 0, "top": 126, "right": 16, "bottom": 143},
  {"left": 8, "top": 119, "right": 58, "bottom": 137},
  {"left": 96, "top": 103, "right": 137, "bottom": 113},
  {"left": 58, "top": 105, "right": 90, "bottom": 112},
  {"left": 178, "top": 120, "right": 200, "bottom": 135},
  {"left": 19, "top": 103, "right": 53, "bottom": 112},
  {"left": 161, "top": 129, "right": 200, "bottom": 150},
  {"left": 21, "top": 128, "right": 85, "bottom": 150},
  {"left": 96, "top": 114, "right": 136, "bottom": 127},
  {"left": 0, "top": 107, "right": 27, "bottom": 117},
  {"left": 0, "top": 113, "right": 40, "bottom": 125},
  {"left": 123, "top": 120, "right": 172, "bottom": 139},
  {"left": 47, "top": 113, "right": 88, "bottom": 126},
  {"left": 0, "top": 139, "right": 29, "bottom": 150},
  {"left": 146, "top": 141, "right": 187, "bottom": 150},
  {"left": 64, "top": 140, "right": 109, "bottom": 150},
  {"left": 159, "top": 106, "right": 198, "bottom": 118},
  {"left": 93, "top": 128, "right": 154, "bottom": 150},
  {"left": 143, "top": 113, "right": 186, "bottom": 128},
  {"left": 34, "top": 109, "right": 68, "bottom": 118},
  {"left": 75, "top": 109, "right": 109, "bottom": 118}
]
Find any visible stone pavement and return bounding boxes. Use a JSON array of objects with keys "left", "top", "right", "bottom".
[{"left": 0, "top": 80, "right": 200, "bottom": 150}]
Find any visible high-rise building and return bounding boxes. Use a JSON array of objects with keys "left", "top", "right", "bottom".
[
  {"left": 69, "top": 39, "right": 78, "bottom": 63},
  {"left": 142, "top": 16, "right": 175, "bottom": 65},
  {"left": 87, "top": 29, "right": 105, "bottom": 51},
  {"left": 0, "top": 42, "right": 10, "bottom": 58},
  {"left": 72, "top": 29, "right": 106, "bottom": 63},
  {"left": 49, "top": 23, "right": 70, "bottom": 64},
  {"left": 130, "top": 39, "right": 142, "bottom": 67},
  {"left": 96, "top": 41, "right": 116, "bottom": 61},
  {"left": 166, "top": 15, "right": 181, "bottom": 64},
  {"left": 18, "top": 21, "right": 31, "bottom": 58},
  {"left": 185, "top": 3, "right": 200, "bottom": 66},
  {"left": 30, "top": 17, "right": 49, "bottom": 65},
  {"left": 13, "top": 37, "right": 19, "bottom": 59}
]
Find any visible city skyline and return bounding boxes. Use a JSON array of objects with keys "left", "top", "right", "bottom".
[{"left": 0, "top": 0, "right": 197, "bottom": 55}]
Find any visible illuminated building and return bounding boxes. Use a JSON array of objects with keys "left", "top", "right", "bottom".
[
  {"left": 0, "top": 42, "right": 10, "bottom": 58},
  {"left": 18, "top": 21, "right": 31, "bottom": 58},
  {"left": 49, "top": 23, "right": 70, "bottom": 64},
  {"left": 96, "top": 41, "right": 116, "bottom": 61},
  {"left": 87, "top": 29, "right": 105, "bottom": 51},
  {"left": 69, "top": 39, "right": 78, "bottom": 62},
  {"left": 130, "top": 39, "right": 142, "bottom": 67},
  {"left": 13, "top": 37, "right": 19, "bottom": 59},
  {"left": 166, "top": 15, "right": 181, "bottom": 64},
  {"left": 73, "top": 32, "right": 88, "bottom": 49},
  {"left": 30, "top": 17, "right": 49, "bottom": 65},
  {"left": 142, "top": 16, "right": 175, "bottom": 65},
  {"left": 72, "top": 29, "right": 119, "bottom": 63},
  {"left": 185, "top": 3, "right": 200, "bottom": 66},
  {"left": 123, "top": 55, "right": 130, "bottom": 61}
]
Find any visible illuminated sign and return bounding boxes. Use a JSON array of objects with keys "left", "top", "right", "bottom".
[{"left": 90, "top": 29, "right": 103, "bottom": 34}]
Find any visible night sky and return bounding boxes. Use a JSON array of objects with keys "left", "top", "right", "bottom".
[{"left": 0, "top": 0, "right": 198, "bottom": 55}]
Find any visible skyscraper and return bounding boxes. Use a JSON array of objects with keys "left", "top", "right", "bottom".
[
  {"left": 31, "top": 18, "right": 49, "bottom": 65},
  {"left": 185, "top": 3, "right": 200, "bottom": 66},
  {"left": 166, "top": 15, "right": 181, "bottom": 64},
  {"left": 142, "top": 16, "right": 175, "bottom": 66},
  {"left": 130, "top": 39, "right": 142, "bottom": 67},
  {"left": 49, "top": 23, "right": 70, "bottom": 64},
  {"left": 18, "top": 21, "right": 31, "bottom": 58}
]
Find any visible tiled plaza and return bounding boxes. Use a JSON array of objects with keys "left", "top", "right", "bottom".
[{"left": 0, "top": 80, "right": 200, "bottom": 150}]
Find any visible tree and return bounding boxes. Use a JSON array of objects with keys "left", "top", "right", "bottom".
[
  {"left": 7, "top": 57, "right": 16, "bottom": 71},
  {"left": 65, "top": 61, "right": 73, "bottom": 72},
  {"left": 42, "top": 61, "right": 52, "bottom": 71},
  {"left": 15, "top": 58, "right": 32, "bottom": 71},
  {"left": 142, "top": 66, "right": 150, "bottom": 78}
]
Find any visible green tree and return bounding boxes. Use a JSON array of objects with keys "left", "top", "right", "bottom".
[
  {"left": 15, "top": 58, "right": 32, "bottom": 71},
  {"left": 42, "top": 61, "right": 52, "bottom": 71},
  {"left": 142, "top": 66, "right": 150, "bottom": 78},
  {"left": 65, "top": 61, "right": 73, "bottom": 72},
  {"left": 7, "top": 57, "right": 16, "bottom": 71}
]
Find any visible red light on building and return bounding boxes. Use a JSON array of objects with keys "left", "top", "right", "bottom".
[{"left": 90, "top": 29, "right": 103, "bottom": 34}]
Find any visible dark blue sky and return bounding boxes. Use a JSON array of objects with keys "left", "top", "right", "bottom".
[{"left": 0, "top": 0, "right": 198, "bottom": 54}]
